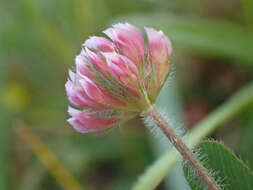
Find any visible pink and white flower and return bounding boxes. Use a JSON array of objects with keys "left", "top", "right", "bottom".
[{"left": 66, "top": 23, "right": 172, "bottom": 133}]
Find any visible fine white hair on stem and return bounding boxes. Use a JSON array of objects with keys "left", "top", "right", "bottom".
[
  {"left": 141, "top": 111, "right": 171, "bottom": 146},
  {"left": 155, "top": 106, "right": 186, "bottom": 136},
  {"left": 141, "top": 106, "right": 186, "bottom": 147}
]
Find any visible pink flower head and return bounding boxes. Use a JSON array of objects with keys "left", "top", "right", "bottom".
[{"left": 66, "top": 23, "right": 172, "bottom": 133}]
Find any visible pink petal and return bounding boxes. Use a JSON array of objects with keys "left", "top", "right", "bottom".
[
  {"left": 103, "top": 23, "right": 146, "bottom": 65},
  {"left": 79, "top": 76, "right": 105, "bottom": 103},
  {"left": 84, "top": 36, "right": 114, "bottom": 52},
  {"left": 78, "top": 75, "right": 125, "bottom": 108},
  {"left": 145, "top": 28, "right": 172, "bottom": 58},
  {"left": 68, "top": 70, "right": 75, "bottom": 81},
  {"left": 83, "top": 48, "right": 108, "bottom": 75},
  {"left": 145, "top": 27, "right": 172, "bottom": 84},
  {"left": 65, "top": 80, "right": 88, "bottom": 107},
  {"left": 103, "top": 52, "right": 138, "bottom": 77},
  {"left": 103, "top": 52, "right": 140, "bottom": 97},
  {"left": 100, "top": 88, "right": 126, "bottom": 107},
  {"left": 67, "top": 107, "right": 120, "bottom": 133},
  {"left": 66, "top": 73, "right": 105, "bottom": 109},
  {"left": 75, "top": 55, "right": 95, "bottom": 79}
]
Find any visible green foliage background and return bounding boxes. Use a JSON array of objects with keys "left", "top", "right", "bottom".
[{"left": 1, "top": 0, "right": 253, "bottom": 190}]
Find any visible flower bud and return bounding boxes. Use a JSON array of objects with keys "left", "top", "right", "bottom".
[{"left": 66, "top": 23, "right": 172, "bottom": 133}]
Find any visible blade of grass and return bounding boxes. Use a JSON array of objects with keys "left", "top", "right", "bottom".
[
  {"left": 17, "top": 0, "right": 75, "bottom": 65},
  {"left": 19, "top": 161, "right": 46, "bottom": 190},
  {"left": 16, "top": 124, "right": 84, "bottom": 190},
  {"left": 132, "top": 81, "right": 253, "bottom": 190}
]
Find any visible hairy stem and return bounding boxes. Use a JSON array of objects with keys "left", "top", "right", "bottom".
[
  {"left": 133, "top": 82, "right": 253, "bottom": 190},
  {"left": 146, "top": 106, "right": 221, "bottom": 190}
]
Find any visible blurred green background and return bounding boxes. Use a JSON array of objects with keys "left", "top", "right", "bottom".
[{"left": 1, "top": 0, "right": 253, "bottom": 190}]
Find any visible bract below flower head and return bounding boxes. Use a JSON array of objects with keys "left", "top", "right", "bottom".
[{"left": 66, "top": 23, "right": 172, "bottom": 133}]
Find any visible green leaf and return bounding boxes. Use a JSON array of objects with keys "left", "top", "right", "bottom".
[
  {"left": 113, "top": 13, "right": 253, "bottom": 65},
  {"left": 239, "top": 107, "right": 253, "bottom": 170},
  {"left": 183, "top": 141, "right": 253, "bottom": 190}
]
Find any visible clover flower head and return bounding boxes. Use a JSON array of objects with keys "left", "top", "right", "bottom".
[{"left": 66, "top": 23, "right": 172, "bottom": 133}]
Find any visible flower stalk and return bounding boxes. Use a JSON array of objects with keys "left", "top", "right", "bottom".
[
  {"left": 65, "top": 23, "right": 221, "bottom": 189},
  {"left": 145, "top": 105, "right": 221, "bottom": 190}
]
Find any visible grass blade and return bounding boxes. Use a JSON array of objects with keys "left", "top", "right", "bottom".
[{"left": 16, "top": 125, "right": 84, "bottom": 190}]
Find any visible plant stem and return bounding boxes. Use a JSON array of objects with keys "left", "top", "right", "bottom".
[
  {"left": 146, "top": 106, "right": 221, "bottom": 190},
  {"left": 133, "top": 82, "right": 253, "bottom": 190}
]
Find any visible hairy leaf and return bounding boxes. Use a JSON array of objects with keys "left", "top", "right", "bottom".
[{"left": 183, "top": 141, "right": 253, "bottom": 190}]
